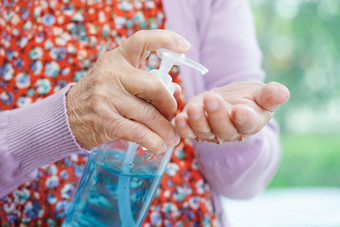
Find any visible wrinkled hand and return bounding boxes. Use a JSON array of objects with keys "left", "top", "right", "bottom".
[
  {"left": 66, "top": 30, "right": 190, "bottom": 152},
  {"left": 174, "top": 82, "right": 290, "bottom": 143}
]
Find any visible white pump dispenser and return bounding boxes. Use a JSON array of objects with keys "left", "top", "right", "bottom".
[
  {"left": 63, "top": 48, "right": 209, "bottom": 227},
  {"left": 118, "top": 49, "right": 209, "bottom": 226},
  {"left": 149, "top": 48, "right": 209, "bottom": 95},
  {"left": 130, "top": 49, "right": 209, "bottom": 226}
]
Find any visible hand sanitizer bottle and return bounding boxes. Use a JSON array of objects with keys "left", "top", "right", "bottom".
[{"left": 63, "top": 49, "right": 208, "bottom": 227}]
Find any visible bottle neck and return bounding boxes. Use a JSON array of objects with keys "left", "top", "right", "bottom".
[{"left": 159, "top": 58, "right": 175, "bottom": 74}]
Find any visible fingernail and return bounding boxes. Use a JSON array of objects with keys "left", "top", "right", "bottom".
[
  {"left": 196, "top": 138, "right": 204, "bottom": 143},
  {"left": 177, "top": 119, "right": 186, "bottom": 128},
  {"left": 177, "top": 35, "right": 191, "bottom": 51},
  {"left": 209, "top": 134, "right": 216, "bottom": 140},
  {"left": 189, "top": 111, "right": 201, "bottom": 121},
  {"left": 188, "top": 131, "right": 197, "bottom": 140},
  {"left": 230, "top": 134, "right": 240, "bottom": 141},
  {"left": 234, "top": 106, "right": 255, "bottom": 124},
  {"left": 159, "top": 143, "right": 167, "bottom": 153},
  {"left": 172, "top": 134, "right": 181, "bottom": 145},
  {"left": 206, "top": 100, "right": 219, "bottom": 111},
  {"left": 216, "top": 137, "right": 224, "bottom": 144}
]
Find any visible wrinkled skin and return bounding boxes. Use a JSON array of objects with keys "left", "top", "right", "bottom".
[
  {"left": 66, "top": 29, "right": 290, "bottom": 153},
  {"left": 174, "top": 82, "right": 290, "bottom": 143},
  {"left": 66, "top": 30, "right": 189, "bottom": 153}
]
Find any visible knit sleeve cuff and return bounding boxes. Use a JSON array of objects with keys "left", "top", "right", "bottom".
[
  {"left": 7, "top": 83, "right": 90, "bottom": 177},
  {"left": 193, "top": 133, "right": 261, "bottom": 163}
]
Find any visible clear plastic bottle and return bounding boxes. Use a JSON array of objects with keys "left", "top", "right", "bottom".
[{"left": 63, "top": 49, "right": 208, "bottom": 227}]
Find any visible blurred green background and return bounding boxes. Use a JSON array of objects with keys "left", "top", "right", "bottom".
[{"left": 250, "top": 0, "right": 340, "bottom": 188}]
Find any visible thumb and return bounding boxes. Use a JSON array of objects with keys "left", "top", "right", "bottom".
[
  {"left": 118, "top": 29, "right": 191, "bottom": 67},
  {"left": 256, "top": 82, "right": 290, "bottom": 112}
]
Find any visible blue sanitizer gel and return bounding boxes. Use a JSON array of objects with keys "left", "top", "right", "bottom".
[{"left": 63, "top": 150, "right": 162, "bottom": 227}]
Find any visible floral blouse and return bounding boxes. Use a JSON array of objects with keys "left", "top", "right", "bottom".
[{"left": 0, "top": 0, "right": 218, "bottom": 226}]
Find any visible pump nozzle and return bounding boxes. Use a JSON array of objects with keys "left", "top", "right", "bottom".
[
  {"left": 156, "top": 48, "right": 209, "bottom": 75},
  {"left": 183, "top": 58, "right": 209, "bottom": 75},
  {"left": 115, "top": 48, "right": 209, "bottom": 226},
  {"left": 152, "top": 48, "right": 209, "bottom": 95}
]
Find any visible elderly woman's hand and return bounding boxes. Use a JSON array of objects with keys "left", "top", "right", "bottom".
[
  {"left": 174, "top": 82, "right": 290, "bottom": 143},
  {"left": 66, "top": 30, "right": 190, "bottom": 152}
]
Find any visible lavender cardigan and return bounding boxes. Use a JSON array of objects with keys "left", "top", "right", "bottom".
[{"left": 0, "top": 0, "right": 281, "bottom": 226}]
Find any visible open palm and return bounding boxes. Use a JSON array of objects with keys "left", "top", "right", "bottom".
[{"left": 174, "top": 82, "right": 290, "bottom": 143}]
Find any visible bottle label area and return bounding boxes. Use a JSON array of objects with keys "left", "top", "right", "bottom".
[{"left": 63, "top": 150, "right": 161, "bottom": 227}]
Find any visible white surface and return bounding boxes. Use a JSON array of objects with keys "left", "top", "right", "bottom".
[{"left": 221, "top": 187, "right": 340, "bottom": 227}]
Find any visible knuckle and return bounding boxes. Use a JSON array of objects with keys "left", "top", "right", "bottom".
[
  {"left": 142, "top": 105, "right": 160, "bottom": 122},
  {"left": 133, "top": 30, "right": 147, "bottom": 41},
  {"left": 145, "top": 74, "right": 164, "bottom": 94},
  {"left": 186, "top": 103, "right": 196, "bottom": 113},
  {"left": 96, "top": 129, "right": 111, "bottom": 145},
  {"left": 89, "top": 93, "right": 106, "bottom": 113},
  {"left": 130, "top": 125, "right": 148, "bottom": 142},
  {"left": 168, "top": 100, "right": 177, "bottom": 115},
  {"left": 84, "top": 116, "right": 113, "bottom": 147},
  {"left": 107, "top": 117, "right": 125, "bottom": 139},
  {"left": 97, "top": 52, "right": 110, "bottom": 64},
  {"left": 97, "top": 51, "right": 117, "bottom": 67},
  {"left": 89, "top": 75, "right": 102, "bottom": 88},
  {"left": 152, "top": 83, "right": 164, "bottom": 95}
]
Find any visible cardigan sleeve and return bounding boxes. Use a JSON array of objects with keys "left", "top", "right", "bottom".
[
  {"left": 0, "top": 84, "right": 88, "bottom": 198},
  {"left": 193, "top": 0, "right": 282, "bottom": 199}
]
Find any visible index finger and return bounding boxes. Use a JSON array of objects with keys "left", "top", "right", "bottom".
[
  {"left": 121, "top": 66, "right": 177, "bottom": 119},
  {"left": 118, "top": 29, "right": 191, "bottom": 67}
]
